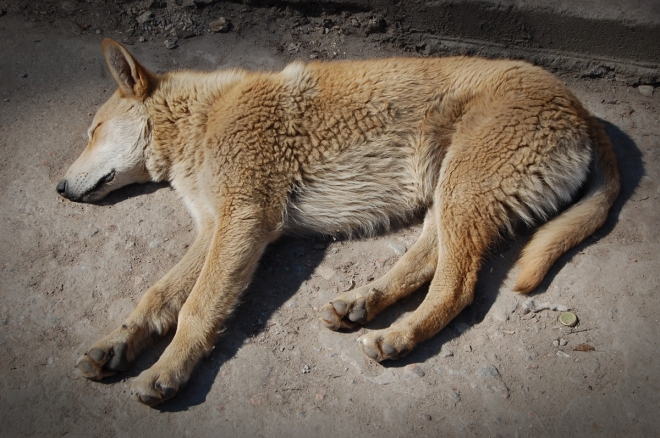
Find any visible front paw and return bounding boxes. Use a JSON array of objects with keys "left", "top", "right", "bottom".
[
  {"left": 76, "top": 340, "right": 131, "bottom": 380},
  {"left": 131, "top": 364, "right": 185, "bottom": 406},
  {"left": 357, "top": 329, "right": 414, "bottom": 362}
]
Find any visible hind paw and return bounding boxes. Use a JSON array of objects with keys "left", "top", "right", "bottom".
[
  {"left": 320, "top": 296, "right": 368, "bottom": 331},
  {"left": 131, "top": 363, "right": 184, "bottom": 406},
  {"left": 357, "top": 329, "right": 414, "bottom": 362},
  {"left": 76, "top": 341, "right": 132, "bottom": 380}
]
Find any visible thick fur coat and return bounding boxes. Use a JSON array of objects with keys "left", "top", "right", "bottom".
[{"left": 58, "top": 39, "right": 619, "bottom": 405}]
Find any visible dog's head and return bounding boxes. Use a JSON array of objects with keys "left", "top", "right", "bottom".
[{"left": 57, "top": 39, "right": 154, "bottom": 202}]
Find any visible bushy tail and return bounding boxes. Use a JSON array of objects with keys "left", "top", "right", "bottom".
[{"left": 513, "top": 118, "right": 620, "bottom": 293}]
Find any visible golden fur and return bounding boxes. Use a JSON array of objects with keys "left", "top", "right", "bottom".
[{"left": 58, "top": 39, "right": 619, "bottom": 405}]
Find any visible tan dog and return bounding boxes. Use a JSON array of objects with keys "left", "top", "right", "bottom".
[{"left": 58, "top": 39, "right": 619, "bottom": 405}]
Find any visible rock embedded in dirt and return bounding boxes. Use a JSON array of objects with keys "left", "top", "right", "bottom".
[
  {"left": 386, "top": 240, "right": 406, "bottom": 256},
  {"left": 317, "top": 265, "right": 335, "bottom": 280},
  {"left": 209, "top": 17, "right": 229, "bottom": 33},
  {"left": 638, "top": 85, "right": 654, "bottom": 96},
  {"left": 476, "top": 365, "right": 510, "bottom": 398},
  {"left": 136, "top": 11, "right": 154, "bottom": 25},
  {"left": 164, "top": 38, "right": 178, "bottom": 49},
  {"left": 61, "top": 1, "right": 76, "bottom": 12},
  {"left": 404, "top": 363, "right": 425, "bottom": 377}
]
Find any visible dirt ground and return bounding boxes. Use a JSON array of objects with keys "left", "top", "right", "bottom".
[{"left": 1, "top": 1, "right": 659, "bottom": 437}]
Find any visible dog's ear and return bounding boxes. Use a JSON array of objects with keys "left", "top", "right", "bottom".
[{"left": 102, "top": 38, "right": 154, "bottom": 99}]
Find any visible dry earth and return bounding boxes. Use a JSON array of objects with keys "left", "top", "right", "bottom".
[{"left": 1, "top": 1, "right": 659, "bottom": 437}]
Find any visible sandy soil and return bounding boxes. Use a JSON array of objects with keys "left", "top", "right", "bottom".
[{"left": 1, "top": 1, "right": 659, "bottom": 437}]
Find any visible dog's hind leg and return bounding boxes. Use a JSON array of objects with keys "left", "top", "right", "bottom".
[
  {"left": 320, "top": 209, "right": 438, "bottom": 330},
  {"left": 76, "top": 221, "right": 214, "bottom": 380},
  {"left": 357, "top": 149, "right": 504, "bottom": 361}
]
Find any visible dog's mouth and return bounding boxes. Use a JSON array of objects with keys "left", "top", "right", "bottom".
[{"left": 78, "top": 170, "right": 116, "bottom": 202}]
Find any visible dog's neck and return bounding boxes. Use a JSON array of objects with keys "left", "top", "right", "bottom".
[{"left": 143, "top": 69, "right": 248, "bottom": 182}]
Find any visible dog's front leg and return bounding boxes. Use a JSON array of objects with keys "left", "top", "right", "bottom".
[
  {"left": 76, "top": 220, "right": 214, "bottom": 380},
  {"left": 131, "top": 207, "right": 275, "bottom": 405}
]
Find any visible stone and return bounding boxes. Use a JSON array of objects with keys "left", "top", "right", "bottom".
[
  {"left": 403, "top": 363, "right": 425, "bottom": 378},
  {"left": 387, "top": 241, "right": 406, "bottom": 256},
  {"left": 209, "top": 17, "right": 230, "bottom": 33},
  {"left": 136, "top": 11, "right": 154, "bottom": 25},
  {"left": 164, "top": 38, "right": 178, "bottom": 49},
  {"left": 638, "top": 85, "right": 654, "bottom": 97},
  {"left": 475, "top": 365, "right": 510, "bottom": 398},
  {"left": 61, "top": 1, "right": 76, "bottom": 12},
  {"left": 317, "top": 266, "right": 335, "bottom": 280}
]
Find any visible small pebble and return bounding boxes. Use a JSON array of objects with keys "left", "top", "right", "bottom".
[
  {"left": 209, "top": 17, "right": 230, "bottom": 33},
  {"left": 317, "top": 266, "right": 335, "bottom": 280},
  {"left": 404, "top": 363, "right": 425, "bottom": 377},
  {"left": 95, "top": 29, "right": 101, "bottom": 35},
  {"left": 559, "top": 338, "right": 568, "bottom": 346},
  {"left": 442, "top": 350, "right": 454, "bottom": 358},
  {"left": 61, "top": 1, "right": 76, "bottom": 12},
  {"left": 638, "top": 85, "right": 654, "bottom": 97},
  {"left": 449, "top": 390, "right": 461, "bottom": 402},
  {"left": 164, "top": 38, "right": 178, "bottom": 49},
  {"left": 302, "top": 365, "right": 311, "bottom": 374},
  {"left": 387, "top": 241, "right": 406, "bottom": 256},
  {"left": 375, "top": 258, "right": 388, "bottom": 269},
  {"left": 136, "top": 11, "right": 154, "bottom": 25},
  {"left": 422, "top": 414, "right": 432, "bottom": 421}
]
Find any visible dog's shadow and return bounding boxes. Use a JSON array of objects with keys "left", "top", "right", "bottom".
[{"left": 104, "top": 120, "right": 642, "bottom": 411}]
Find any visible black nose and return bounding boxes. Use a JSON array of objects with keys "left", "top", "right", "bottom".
[{"left": 56, "top": 180, "right": 68, "bottom": 197}]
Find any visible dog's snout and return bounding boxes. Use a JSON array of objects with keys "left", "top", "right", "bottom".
[{"left": 56, "top": 180, "right": 69, "bottom": 198}]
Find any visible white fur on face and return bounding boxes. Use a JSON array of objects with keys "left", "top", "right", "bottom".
[{"left": 63, "top": 92, "right": 152, "bottom": 202}]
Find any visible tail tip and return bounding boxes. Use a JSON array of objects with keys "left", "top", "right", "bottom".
[{"left": 513, "top": 268, "right": 542, "bottom": 294}]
